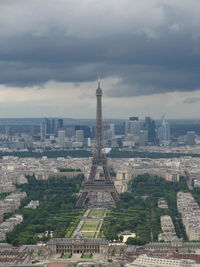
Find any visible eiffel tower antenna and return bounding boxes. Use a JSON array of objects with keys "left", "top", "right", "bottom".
[
  {"left": 77, "top": 81, "right": 120, "bottom": 207},
  {"left": 98, "top": 76, "right": 100, "bottom": 87}
]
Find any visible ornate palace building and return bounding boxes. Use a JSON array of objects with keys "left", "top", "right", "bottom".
[{"left": 46, "top": 235, "right": 109, "bottom": 256}]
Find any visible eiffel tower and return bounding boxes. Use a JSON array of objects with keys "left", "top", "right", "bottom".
[{"left": 77, "top": 81, "right": 120, "bottom": 207}]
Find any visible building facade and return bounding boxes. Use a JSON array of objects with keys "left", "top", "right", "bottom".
[{"left": 46, "top": 237, "right": 109, "bottom": 256}]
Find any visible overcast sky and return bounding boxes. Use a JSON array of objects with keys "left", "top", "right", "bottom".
[{"left": 0, "top": 0, "right": 200, "bottom": 119}]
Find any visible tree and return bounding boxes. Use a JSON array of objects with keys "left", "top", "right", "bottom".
[{"left": 126, "top": 237, "right": 147, "bottom": 246}]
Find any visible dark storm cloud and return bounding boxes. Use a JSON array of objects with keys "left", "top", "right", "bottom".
[{"left": 1, "top": 0, "right": 200, "bottom": 96}]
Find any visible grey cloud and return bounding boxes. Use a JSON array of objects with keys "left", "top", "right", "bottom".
[
  {"left": 0, "top": 0, "right": 200, "bottom": 96},
  {"left": 183, "top": 97, "right": 200, "bottom": 104}
]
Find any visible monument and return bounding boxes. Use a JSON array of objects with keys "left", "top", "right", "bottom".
[{"left": 77, "top": 81, "right": 120, "bottom": 207}]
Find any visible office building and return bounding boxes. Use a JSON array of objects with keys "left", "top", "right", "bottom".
[
  {"left": 145, "top": 117, "right": 156, "bottom": 144},
  {"left": 51, "top": 119, "right": 56, "bottom": 135},
  {"left": 40, "top": 118, "right": 64, "bottom": 137},
  {"left": 186, "top": 131, "right": 196, "bottom": 146},
  {"left": 75, "top": 130, "right": 84, "bottom": 142},
  {"left": 130, "top": 120, "right": 141, "bottom": 136},
  {"left": 75, "top": 125, "right": 91, "bottom": 138},
  {"left": 57, "top": 119, "right": 63, "bottom": 130},
  {"left": 129, "top": 116, "right": 139, "bottom": 121},
  {"left": 44, "top": 118, "right": 51, "bottom": 134},
  {"left": 40, "top": 122, "right": 46, "bottom": 141},
  {"left": 139, "top": 130, "right": 148, "bottom": 146},
  {"left": 109, "top": 123, "right": 115, "bottom": 137},
  {"left": 158, "top": 118, "right": 170, "bottom": 146},
  {"left": 125, "top": 117, "right": 140, "bottom": 136},
  {"left": 58, "top": 130, "right": 66, "bottom": 148}
]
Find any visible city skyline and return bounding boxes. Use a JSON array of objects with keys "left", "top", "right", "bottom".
[
  {"left": 1, "top": 0, "right": 200, "bottom": 118},
  {"left": 1, "top": 1, "right": 200, "bottom": 265}
]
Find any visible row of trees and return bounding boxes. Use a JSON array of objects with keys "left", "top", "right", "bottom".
[
  {"left": 110, "top": 148, "right": 200, "bottom": 159},
  {"left": 59, "top": 168, "right": 82, "bottom": 172},
  {"left": 0, "top": 150, "right": 92, "bottom": 159},
  {"left": 0, "top": 148, "right": 200, "bottom": 159}
]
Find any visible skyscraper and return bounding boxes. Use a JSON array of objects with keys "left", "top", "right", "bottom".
[
  {"left": 58, "top": 130, "right": 66, "bottom": 148},
  {"left": 40, "top": 121, "right": 46, "bottom": 141},
  {"left": 51, "top": 119, "right": 56, "bottom": 134},
  {"left": 44, "top": 118, "right": 51, "bottom": 134},
  {"left": 75, "top": 130, "right": 84, "bottom": 142},
  {"left": 75, "top": 125, "right": 91, "bottom": 138},
  {"left": 109, "top": 123, "right": 115, "bottom": 137},
  {"left": 58, "top": 119, "right": 63, "bottom": 130},
  {"left": 145, "top": 117, "right": 156, "bottom": 144},
  {"left": 129, "top": 116, "right": 139, "bottom": 121},
  {"left": 125, "top": 116, "right": 140, "bottom": 136},
  {"left": 186, "top": 131, "right": 196, "bottom": 146},
  {"left": 158, "top": 118, "right": 170, "bottom": 146},
  {"left": 130, "top": 120, "right": 141, "bottom": 136}
]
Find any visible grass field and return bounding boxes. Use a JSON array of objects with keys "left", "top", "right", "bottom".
[
  {"left": 81, "top": 254, "right": 93, "bottom": 258},
  {"left": 81, "top": 221, "right": 99, "bottom": 231},
  {"left": 65, "top": 217, "right": 80, "bottom": 238},
  {"left": 88, "top": 209, "right": 106, "bottom": 218},
  {"left": 82, "top": 231, "right": 95, "bottom": 238},
  {"left": 69, "top": 208, "right": 107, "bottom": 240},
  {"left": 61, "top": 254, "right": 72, "bottom": 259}
]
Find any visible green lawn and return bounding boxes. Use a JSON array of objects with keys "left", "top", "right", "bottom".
[
  {"left": 82, "top": 231, "right": 95, "bottom": 238},
  {"left": 81, "top": 254, "right": 92, "bottom": 258},
  {"left": 65, "top": 217, "right": 80, "bottom": 238},
  {"left": 81, "top": 221, "right": 99, "bottom": 231},
  {"left": 88, "top": 209, "right": 106, "bottom": 218}
]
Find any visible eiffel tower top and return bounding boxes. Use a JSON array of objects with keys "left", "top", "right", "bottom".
[{"left": 96, "top": 80, "right": 102, "bottom": 96}]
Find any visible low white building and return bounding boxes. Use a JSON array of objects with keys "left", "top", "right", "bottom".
[
  {"left": 126, "top": 254, "right": 199, "bottom": 267},
  {"left": 158, "top": 198, "right": 168, "bottom": 209},
  {"left": 158, "top": 216, "right": 177, "bottom": 242},
  {"left": 0, "top": 214, "right": 23, "bottom": 241},
  {"left": 177, "top": 192, "right": 200, "bottom": 240}
]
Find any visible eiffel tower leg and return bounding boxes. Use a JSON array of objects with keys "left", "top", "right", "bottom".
[
  {"left": 102, "top": 164, "right": 111, "bottom": 182},
  {"left": 76, "top": 191, "right": 89, "bottom": 206},
  {"left": 88, "top": 164, "right": 97, "bottom": 182},
  {"left": 110, "top": 191, "right": 120, "bottom": 202}
]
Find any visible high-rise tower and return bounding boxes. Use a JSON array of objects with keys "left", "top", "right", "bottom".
[
  {"left": 158, "top": 117, "right": 170, "bottom": 146},
  {"left": 77, "top": 82, "right": 120, "bottom": 207}
]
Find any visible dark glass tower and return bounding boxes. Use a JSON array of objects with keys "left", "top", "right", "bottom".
[{"left": 145, "top": 116, "right": 156, "bottom": 144}]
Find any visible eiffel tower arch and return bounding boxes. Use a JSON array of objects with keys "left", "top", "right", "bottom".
[{"left": 76, "top": 82, "right": 120, "bottom": 207}]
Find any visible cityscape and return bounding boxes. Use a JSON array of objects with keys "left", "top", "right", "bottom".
[
  {"left": 0, "top": 116, "right": 198, "bottom": 152},
  {"left": 0, "top": 84, "right": 200, "bottom": 267},
  {"left": 1, "top": 0, "right": 200, "bottom": 267}
]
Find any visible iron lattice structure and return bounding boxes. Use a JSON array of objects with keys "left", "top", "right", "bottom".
[{"left": 76, "top": 82, "right": 120, "bottom": 207}]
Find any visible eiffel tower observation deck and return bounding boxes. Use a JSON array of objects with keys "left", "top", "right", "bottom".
[{"left": 77, "top": 82, "right": 120, "bottom": 207}]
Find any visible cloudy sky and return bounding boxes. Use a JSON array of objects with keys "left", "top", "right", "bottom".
[{"left": 0, "top": 0, "right": 200, "bottom": 119}]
